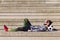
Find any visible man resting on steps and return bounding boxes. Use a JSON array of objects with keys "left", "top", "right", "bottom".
[{"left": 4, "top": 18, "right": 57, "bottom": 32}]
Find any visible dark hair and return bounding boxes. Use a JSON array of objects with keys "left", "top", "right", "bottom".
[{"left": 48, "top": 20, "right": 53, "bottom": 26}]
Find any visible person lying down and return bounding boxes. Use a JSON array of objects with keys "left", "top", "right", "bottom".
[{"left": 4, "top": 18, "right": 57, "bottom": 32}]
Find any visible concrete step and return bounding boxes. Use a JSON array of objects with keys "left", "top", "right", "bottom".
[
  {"left": 0, "top": 0, "right": 60, "bottom": 7},
  {"left": 0, "top": 37, "right": 60, "bottom": 40},
  {"left": 0, "top": 0, "right": 44, "bottom": 2},
  {"left": 0, "top": 25, "right": 60, "bottom": 29},
  {"left": 0, "top": 25, "right": 60, "bottom": 30},
  {"left": 0, "top": 0, "right": 45, "bottom": 8},
  {"left": 0, "top": 19, "right": 60, "bottom": 29},
  {"left": 0, "top": 16, "right": 60, "bottom": 19},
  {"left": 0, "top": 19, "right": 59, "bottom": 24},
  {"left": 0, "top": 14, "right": 60, "bottom": 19},
  {"left": 0, "top": 13, "right": 60, "bottom": 15},
  {"left": 0, "top": 8, "right": 60, "bottom": 13},
  {"left": 0, "top": 0, "right": 60, "bottom": 13},
  {"left": 0, "top": 21, "right": 60, "bottom": 25},
  {"left": 0, "top": 13, "right": 59, "bottom": 19},
  {"left": 0, "top": 31, "right": 60, "bottom": 37}
]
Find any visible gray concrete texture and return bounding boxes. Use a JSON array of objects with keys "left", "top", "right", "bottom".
[
  {"left": 0, "top": 37, "right": 60, "bottom": 40},
  {"left": 0, "top": 0, "right": 60, "bottom": 38},
  {"left": 0, "top": 31, "right": 60, "bottom": 37}
]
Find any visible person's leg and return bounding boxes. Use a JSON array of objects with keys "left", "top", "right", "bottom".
[
  {"left": 4, "top": 25, "right": 17, "bottom": 32},
  {"left": 16, "top": 18, "right": 32, "bottom": 31},
  {"left": 15, "top": 27, "right": 24, "bottom": 31},
  {"left": 4, "top": 18, "right": 32, "bottom": 32},
  {"left": 23, "top": 18, "right": 32, "bottom": 31}
]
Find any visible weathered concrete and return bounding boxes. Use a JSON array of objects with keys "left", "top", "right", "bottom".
[
  {"left": 0, "top": 30, "right": 60, "bottom": 37},
  {"left": 0, "top": 0, "right": 60, "bottom": 38},
  {"left": 0, "top": 37, "right": 60, "bottom": 40}
]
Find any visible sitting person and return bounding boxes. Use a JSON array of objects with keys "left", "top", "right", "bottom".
[{"left": 4, "top": 18, "right": 57, "bottom": 32}]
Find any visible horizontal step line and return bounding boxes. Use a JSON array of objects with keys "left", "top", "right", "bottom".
[
  {"left": 0, "top": 5, "right": 44, "bottom": 7},
  {"left": 0, "top": 6, "right": 60, "bottom": 7},
  {"left": 0, "top": 1, "right": 46, "bottom": 2},
  {"left": 0, "top": 15, "right": 60, "bottom": 16},
  {"left": 0, "top": 0, "right": 45, "bottom": 3},
  {"left": 0, "top": 20, "right": 60, "bottom": 23},
  {"left": 0, "top": 6, "right": 60, "bottom": 8},
  {"left": 0, "top": 13, "right": 60, "bottom": 14},
  {"left": 0, "top": 13, "right": 59, "bottom": 14},
  {"left": 0, "top": 12, "right": 59, "bottom": 13},
  {"left": 0, "top": 25, "right": 60, "bottom": 27},
  {"left": 45, "top": 2, "right": 60, "bottom": 3}
]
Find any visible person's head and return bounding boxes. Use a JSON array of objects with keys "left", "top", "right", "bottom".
[{"left": 44, "top": 20, "right": 53, "bottom": 27}]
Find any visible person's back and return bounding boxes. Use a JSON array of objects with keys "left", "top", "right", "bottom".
[
  {"left": 31, "top": 25, "right": 47, "bottom": 32},
  {"left": 30, "top": 20, "right": 57, "bottom": 32}
]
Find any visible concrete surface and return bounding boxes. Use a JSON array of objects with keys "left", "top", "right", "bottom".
[
  {"left": 0, "top": 0, "right": 60, "bottom": 29},
  {"left": 0, "top": 30, "right": 60, "bottom": 37},
  {"left": 0, "top": 1, "right": 60, "bottom": 40},
  {"left": 0, "top": 37, "right": 60, "bottom": 40}
]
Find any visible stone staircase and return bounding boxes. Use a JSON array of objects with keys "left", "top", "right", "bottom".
[
  {"left": 0, "top": 0, "right": 60, "bottom": 37},
  {"left": 0, "top": 13, "right": 60, "bottom": 29},
  {"left": 0, "top": 0, "right": 60, "bottom": 29}
]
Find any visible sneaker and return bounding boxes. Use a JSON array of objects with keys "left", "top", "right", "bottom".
[{"left": 4, "top": 25, "right": 8, "bottom": 32}]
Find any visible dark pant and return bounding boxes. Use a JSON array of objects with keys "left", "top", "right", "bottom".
[{"left": 16, "top": 18, "right": 32, "bottom": 31}]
